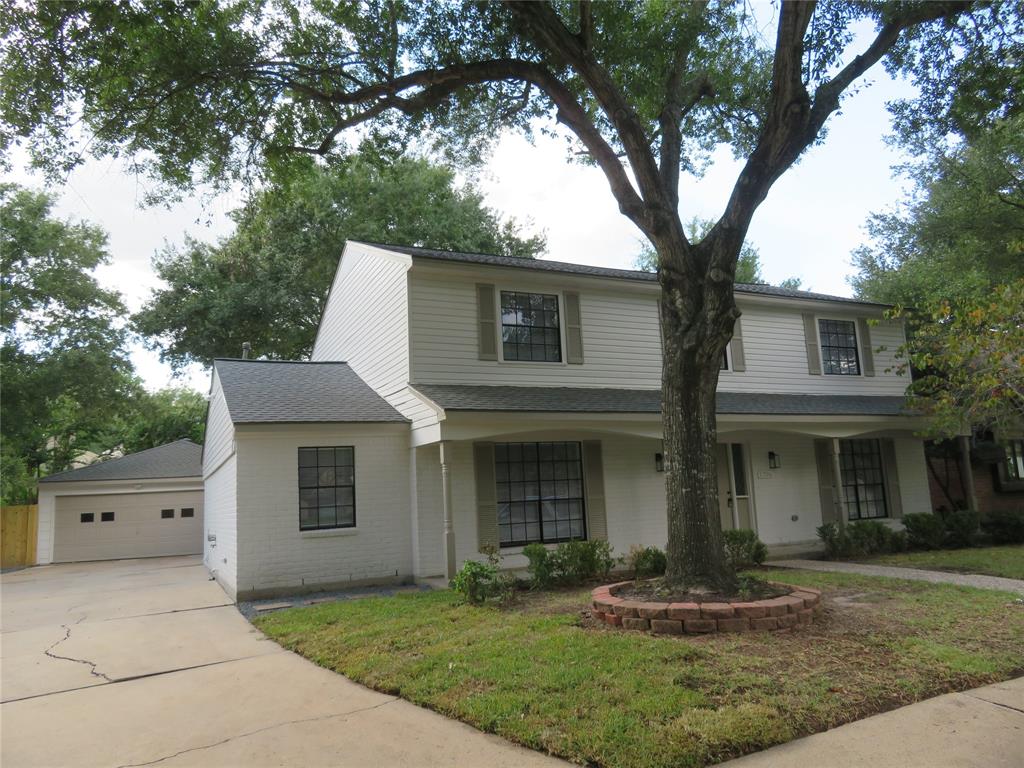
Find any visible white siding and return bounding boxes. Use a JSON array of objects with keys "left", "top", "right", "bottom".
[
  {"left": 203, "top": 370, "right": 235, "bottom": 476},
  {"left": 204, "top": 453, "right": 238, "bottom": 597},
  {"left": 36, "top": 489, "right": 56, "bottom": 564},
  {"left": 414, "top": 445, "right": 445, "bottom": 577},
  {"left": 233, "top": 424, "right": 412, "bottom": 599},
  {"left": 894, "top": 436, "right": 932, "bottom": 516},
  {"left": 408, "top": 269, "right": 908, "bottom": 396}
]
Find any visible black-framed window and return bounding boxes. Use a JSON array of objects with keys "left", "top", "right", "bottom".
[
  {"left": 500, "top": 291, "right": 562, "bottom": 362},
  {"left": 495, "top": 442, "right": 585, "bottom": 546},
  {"left": 181, "top": 507, "right": 195, "bottom": 518},
  {"left": 298, "top": 447, "right": 355, "bottom": 531},
  {"left": 1005, "top": 440, "right": 1024, "bottom": 481},
  {"left": 161, "top": 509, "right": 174, "bottom": 519},
  {"left": 818, "top": 318, "right": 860, "bottom": 375},
  {"left": 840, "top": 439, "right": 888, "bottom": 520},
  {"left": 101, "top": 512, "right": 115, "bottom": 522},
  {"left": 80, "top": 513, "right": 94, "bottom": 523}
]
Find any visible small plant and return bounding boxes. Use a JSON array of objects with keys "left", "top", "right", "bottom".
[
  {"left": 903, "top": 512, "right": 946, "bottom": 550},
  {"left": 723, "top": 529, "right": 768, "bottom": 569},
  {"left": 942, "top": 509, "right": 980, "bottom": 548},
  {"left": 626, "top": 545, "right": 667, "bottom": 578},
  {"left": 523, "top": 539, "right": 618, "bottom": 589},
  {"left": 817, "top": 522, "right": 852, "bottom": 558},
  {"left": 450, "top": 560, "right": 501, "bottom": 604},
  {"left": 981, "top": 508, "right": 1024, "bottom": 544},
  {"left": 522, "top": 543, "right": 556, "bottom": 589}
]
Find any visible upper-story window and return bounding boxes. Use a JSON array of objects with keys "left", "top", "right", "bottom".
[
  {"left": 500, "top": 291, "right": 562, "bottom": 362},
  {"left": 818, "top": 318, "right": 860, "bottom": 375}
]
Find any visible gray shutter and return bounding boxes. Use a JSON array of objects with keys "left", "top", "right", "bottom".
[
  {"left": 564, "top": 291, "right": 584, "bottom": 364},
  {"left": 476, "top": 284, "right": 498, "bottom": 360},
  {"left": 473, "top": 442, "right": 499, "bottom": 549},
  {"left": 730, "top": 317, "right": 747, "bottom": 372},
  {"left": 582, "top": 440, "right": 608, "bottom": 540},
  {"left": 802, "top": 313, "right": 822, "bottom": 375},
  {"left": 856, "top": 317, "right": 875, "bottom": 376},
  {"left": 881, "top": 438, "right": 903, "bottom": 518},
  {"left": 814, "top": 439, "right": 838, "bottom": 524}
]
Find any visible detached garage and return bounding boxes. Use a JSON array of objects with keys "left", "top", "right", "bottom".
[{"left": 36, "top": 440, "right": 204, "bottom": 564}]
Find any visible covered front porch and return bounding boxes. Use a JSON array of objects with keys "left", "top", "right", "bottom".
[{"left": 406, "top": 389, "right": 932, "bottom": 580}]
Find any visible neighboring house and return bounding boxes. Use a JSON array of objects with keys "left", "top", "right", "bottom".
[
  {"left": 925, "top": 433, "right": 1024, "bottom": 514},
  {"left": 204, "top": 241, "right": 931, "bottom": 600},
  {"left": 36, "top": 439, "right": 204, "bottom": 564}
]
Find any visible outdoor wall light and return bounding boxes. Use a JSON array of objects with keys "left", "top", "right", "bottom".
[
  {"left": 655, "top": 452, "right": 665, "bottom": 472},
  {"left": 768, "top": 451, "right": 781, "bottom": 469}
]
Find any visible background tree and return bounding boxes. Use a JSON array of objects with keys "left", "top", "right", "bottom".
[
  {"left": 0, "top": 183, "right": 140, "bottom": 500},
  {"left": 635, "top": 217, "right": 802, "bottom": 288},
  {"left": 121, "top": 388, "right": 207, "bottom": 453},
  {"left": 851, "top": 114, "right": 1024, "bottom": 308},
  {"left": 133, "top": 148, "right": 545, "bottom": 368},
  {"left": 4, "top": 1, "right": 1018, "bottom": 588}
]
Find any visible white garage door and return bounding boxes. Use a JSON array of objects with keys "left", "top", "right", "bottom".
[{"left": 53, "top": 491, "right": 204, "bottom": 562}]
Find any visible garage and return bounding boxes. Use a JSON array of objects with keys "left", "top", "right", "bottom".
[{"left": 36, "top": 440, "right": 204, "bottom": 564}]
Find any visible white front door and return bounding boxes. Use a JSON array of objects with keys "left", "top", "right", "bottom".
[{"left": 716, "top": 443, "right": 755, "bottom": 531}]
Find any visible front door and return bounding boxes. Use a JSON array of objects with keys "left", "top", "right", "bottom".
[{"left": 716, "top": 443, "right": 754, "bottom": 531}]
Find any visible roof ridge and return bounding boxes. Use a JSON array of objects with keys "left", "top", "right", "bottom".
[
  {"left": 39, "top": 439, "right": 202, "bottom": 482},
  {"left": 214, "top": 358, "right": 349, "bottom": 364}
]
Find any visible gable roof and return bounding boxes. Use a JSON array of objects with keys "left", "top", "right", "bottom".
[
  {"left": 39, "top": 439, "right": 203, "bottom": 484},
  {"left": 214, "top": 359, "right": 407, "bottom": 424},
  {"left": 354, "top": 241, "right": 888, "bottom": 307},
  {"left": 413, "top": 384, "right": 911, "bottom": 417}
]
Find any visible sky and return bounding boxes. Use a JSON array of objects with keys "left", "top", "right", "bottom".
[{"left": 5, "top": 40, "right": 916, "bottom": 397}]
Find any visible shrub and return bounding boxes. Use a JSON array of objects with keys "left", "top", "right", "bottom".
[
  {"left": 450, "top": 560, "right": 501, "bottom": 604},
  {"left": 723, "top": 529, "right": 768, "bottom": 569},
  {"left": 817, "top": 522, "right": 852, "bottom": 558},
  {"left": 627, "top": 545, "right": 667, "bottom": 578},
  {"left": 942, "top": 509, "right": 980, "bottom": 548},
  {"left": 847, "top": 520, "right": 896, "bottom": 555},
  {"left": 522, "top": 543, "right": 556, "bottom": 589},
  {"left": 981, "top": 508, "right": 1024, "bottom": 544},
  {"left": 902, "top": 513, "right": 946, "bottom": 550},
  {"left": 523, "top": 539, "right": 618, "bottom": 589}
]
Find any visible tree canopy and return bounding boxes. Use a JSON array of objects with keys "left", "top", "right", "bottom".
[{"left": 133, "top": 149, "right": 545, "bottom": 368}]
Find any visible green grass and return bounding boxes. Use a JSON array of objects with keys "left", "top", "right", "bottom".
[
  {"left": 862, "top": 545, "right": 1024, "bottom": 580},
  {"left": 254, "top": 572, "right": 1024, "bottom": 768}
]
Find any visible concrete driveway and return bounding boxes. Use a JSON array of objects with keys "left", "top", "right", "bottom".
[{"left": 1, "top": 556, "right": 563, "bottom": 767}]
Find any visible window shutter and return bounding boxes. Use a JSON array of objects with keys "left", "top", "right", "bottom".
[
  {"left": 802, "top": 313, "right": 822, "bottom": 375},
  {"left": 881, "top": 438, "right": 903, "bottom": 518},
  {"left": 473, "top": 442, "right": 499, "bottom": 549},
  {"left": 814, "top": 439, "right": 839, "bottom": 524},
  {"left": 564, "top": 291, "right": 584, "bottom": 364},
  {"left": 476, "top": 284, "right": 498, "bottom": 360},
  {"left": 730, "top": 317, "right": 747, "bottom": 372},
  {"left": 582, "top": 440, "right": 608, "bottom": 540},
  {"left": 856, "top": 317, "right": 875, "bottom": 376}
]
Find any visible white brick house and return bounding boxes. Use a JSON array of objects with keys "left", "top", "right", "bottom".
[{"left": 204, "top": 241, "right": 931, "bottom": 600}]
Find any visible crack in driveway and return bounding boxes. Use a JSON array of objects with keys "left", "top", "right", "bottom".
[
  {"left": 43, "top": 618, "right": 113, "bottom": 683},
  {"left": 113, "top": 698, "right": 399, "bottom": 767},
  {"left": 965, "top": 692, "right": 1024, "bottom": 716}
]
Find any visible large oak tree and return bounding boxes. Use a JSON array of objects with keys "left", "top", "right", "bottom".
[{"left": 4, "top": 0, "right": 1020, "bottom": 588}]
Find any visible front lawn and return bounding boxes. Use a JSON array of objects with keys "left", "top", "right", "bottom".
[
  {"left": 255, "top": 572, "right": 1024, "bottom": 768},
  {"left": 862, "top": 545, "right": 1024, "bottom": 580}
]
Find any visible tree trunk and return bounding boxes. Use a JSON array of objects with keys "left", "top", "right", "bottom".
[{"left": 657, "top": 237, "right": 737, "bottom": 591}]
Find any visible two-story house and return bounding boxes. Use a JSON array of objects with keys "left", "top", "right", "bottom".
[{"left": 202, "top": 241, "right": 931, "bottom": 600}]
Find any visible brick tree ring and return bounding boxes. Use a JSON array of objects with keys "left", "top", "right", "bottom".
[{"left": 590, "top": 582, "right": 823, "bottom": 634}]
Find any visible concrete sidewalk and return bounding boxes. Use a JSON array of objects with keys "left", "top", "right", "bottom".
[
  {"left": 770, "top": 558, "right": 1024, "bottom": 595},
  {"left": 722, "top": 677, "right": 1024, "bottom": 768}
]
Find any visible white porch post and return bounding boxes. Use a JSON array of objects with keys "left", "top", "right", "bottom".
[
  {"left": 958, "top": 434, "right": 979, "bottom": 512},
  {"left": 440, "top": 441, "right": 456, "bottom": 580},
  {"left": 829, "top": 438, "right": 846, "bottom": 528}
]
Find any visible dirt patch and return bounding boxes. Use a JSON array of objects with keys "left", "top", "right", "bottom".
[{"left": 615, "top": 576, "right": 790, "bottom": 604}]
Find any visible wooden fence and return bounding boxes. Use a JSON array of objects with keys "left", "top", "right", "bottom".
[{"left": 1, "top": 505, "right": 38, "bottom": 568}]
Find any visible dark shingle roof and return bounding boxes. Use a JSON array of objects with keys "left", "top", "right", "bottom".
[
  {"left": 413, "top": 384, "right": 911, "bottom": 417},
  {"left": 39, "top": 439, "right": 203, "bottom": 483},
  {"left": 214, "top": 359, "right": 407, "bottom": 424},
  {"left": 356, "top": 241, "right": 888, "bottom": 307}
]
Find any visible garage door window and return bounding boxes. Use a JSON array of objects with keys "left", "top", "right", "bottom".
[
  {"left": 101, "top": 512, "right": 115, "bottom": 522},
  {"left": 298, "top": 447, "right": 356, "bottom": 531},
  {"left": 161, "top": 509, "right": 174, "bottom": 519},
  {"left": 181, "top": 508, "right": 194, "bottom": 518},
  {"left": 80, "top": 513, "right": 94, "bottom": 523}
]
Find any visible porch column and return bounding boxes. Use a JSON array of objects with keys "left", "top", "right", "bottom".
[
  {"left": 829, "top": 438, "right": 846, "bottom": 528},
  {"left": 440, "top": 441, "right": 456, "bottom": 580},
  {"left": 958, "top": 434, "right": 979, "bottom": 512}
]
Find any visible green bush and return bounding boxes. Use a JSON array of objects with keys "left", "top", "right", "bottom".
[
  {"left": 981, "top": 508, "right": 1024, "bottom": 544},
  {"left": 523, "top": 539, "right": 617, "bottom": 589},
  {"left": 817, "top": 523, "right": 852, "bottom": 558},
  {"left": 942, "top": 509, "right": 980, "bottom": 548},
  {"left": 627, "top": 545, "right": 667, "bottom": 578},
  {"left": 450, "top": 560, "right": 501, "bottom": 604},
  {"left": 723, "top": 529, "right": 768, "bottom": 569},
  {"left": 903, "top": 513, "right": 946, "bottom": 550},
  {"left": 817, "top": 521, "right": 906, "bottom": 558}
]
